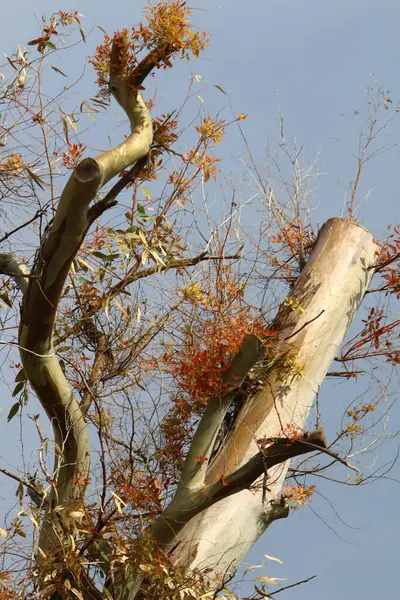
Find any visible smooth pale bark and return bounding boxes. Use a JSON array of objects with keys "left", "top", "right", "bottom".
[
  {"left": 170, "top": 217, "right": 378, "bottom": 584},
  {"left": 14, "top": 45, "right": 153, "bottom": 560},
  {"left": 116, "top": 430, "right": 327, "bottom": 600}
]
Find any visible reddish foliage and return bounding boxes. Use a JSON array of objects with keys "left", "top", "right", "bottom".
[
  {"left": 154, "top": 272, "right": 277, "bottom": 481},
  {"left": 341, "top": 306, "right": 400, "bottom": 364}
]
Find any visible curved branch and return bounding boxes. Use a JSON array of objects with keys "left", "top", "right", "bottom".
[{"left": 18, "top": 39, "right": 154, "bottom": 560}]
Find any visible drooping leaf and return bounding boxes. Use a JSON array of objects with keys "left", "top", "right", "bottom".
[
  {"left": 14, "top": 368, "right": 27, "bottom": 383},
  {"left": 63, "top": 118, "right": 69, "bottom": 144},
  {"left": 256, "top": 576, "right": 286, "bottom": 585},
  {"left": 0, "top": 293, "right": 13, "bottom": 308},
  {"left": 214, "top": 84, "right": 227, "bottom": 95},
  {"left": 50, "top": 65, "right": 67, "bottom": 77},
  {"left": 12, "top": 382, "right": 25, "bottom": 397},
  {"left": 264, "top": 554, "right": 283, "bottom": 565},
  {"left": 15, "top": 482, "right": 24, "bottom": 505},
  {"left": 7, "top": 402, "right": 20, "bottom": 421},
  {"left": 140, "top": 185, "right": 152, "bottom": 200}
]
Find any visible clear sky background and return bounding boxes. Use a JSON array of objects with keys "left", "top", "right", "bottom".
[{"left": 1, "top": 1, "right": 400, "bottom": 599}]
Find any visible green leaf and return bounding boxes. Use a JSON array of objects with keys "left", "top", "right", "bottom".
[
  {"left": 22, "top": 387, "right": 29, "bottom": 406},
  {"left": 214, "top": 84, "right": 227, "bottom": 95},
  {"left": 92, "top": 252, "right": 120, "bottom": 263},
  {"left": 63, "top": 118, "right": 69, "bottom": 144},
  {"left": 0, "top": 293, "right": 13, "bottom": 308},
  {"left": 79, "top": 28, "right": 86, "bottom": 42},
  {"left": 12, "top": 382, "right": 25, "bottom": 397},
  {"left": 50, "top": 64, "right": 67, "bottom": 77},
  {"left": 137, "top": 203, "right": 147, "bottom": 218},
  {"left": 140, "top": 185, "right": 152, "bottom": 200},
  {"left": 14, "top": 368, "right": 27, "bottom": 382},
  {"left": 25, "top": 167, "right": 46, "bottom": 190},
  {"left": 7, "top": 402, "right": 20, "bottom": 422},
  {"left": 16, "top": 481, "right": 24, "bottom": 504},
  {"left": 45, "top": 41, "right": 57, "bottom": 51}
]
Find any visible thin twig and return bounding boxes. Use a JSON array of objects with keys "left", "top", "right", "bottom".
[
  {"left": 0, "top": 208, "right": 44, "bottom": 245},
  {"left": 284, "top": 310, "right": 325, "bottom": 341},
  {"left": 0, "top": 465, "right": 45, "bottom": 499},
  {"left": 256, "top": 575, "right": 316, "bottom": 598}
]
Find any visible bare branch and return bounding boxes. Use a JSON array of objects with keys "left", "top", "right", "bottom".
[{"left": 207, "top": 430, "right": 327, "bottom": 502}]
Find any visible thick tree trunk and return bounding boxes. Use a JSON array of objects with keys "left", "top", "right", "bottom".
[{"left": 170, "top": 217, "right": 377, "bottom": 585}]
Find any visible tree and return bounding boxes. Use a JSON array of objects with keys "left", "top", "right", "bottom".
[{"left": 0, "top": 3, "right": 399, "bottom": 599}]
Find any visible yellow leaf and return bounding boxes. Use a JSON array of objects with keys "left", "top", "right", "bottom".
[
  {"left": 77, "top": 257, "right": 93, "bottom": 272},
  {"left": 0, "top": 528, "right": 7, "bottom": 539},
  {"left": 264, "top": 554, "right": 283, "bottom": 565},
  {"left": 140, "top": 185, "right": 152, "bottom": 200},
  {"left": 66, "top": 115, "right": 77, "bottom": 134},
  {"left": 149, "top": 248, "right": 166, "bottom": 266},
  {"left": 244, "top": 564, "right": 263, "bottom": 574},
  {"left": 68, "top": 508, "right": 85, "bottom": 519},
  {"left": 28, "top": 513, "right": 40, "bottom": 530},
  {"left": 110, "top": 490, "right": 127, "bottom": 514},
  {"left": 141, "top": 249, "right": 149, "bottom": 265},
  {"left": 257, "top": 576, "right": 286, "bottom": 586},
  {"left": 113, "top": 296, "right": 128, "bottom": 318},
  {"left": 102, "top": 296, "right": 110, "bottom": 321},
  {"left": 138, "top": 229, "right": 148, "bottom": 247}
]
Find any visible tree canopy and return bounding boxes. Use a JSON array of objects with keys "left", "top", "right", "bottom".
[{"left": 0, "top": 3, "right": 399, "bottom": 599}]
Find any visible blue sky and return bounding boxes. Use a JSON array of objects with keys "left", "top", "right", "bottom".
[{"left": 1, "top": 1, "right": 400, "bottom": 598}]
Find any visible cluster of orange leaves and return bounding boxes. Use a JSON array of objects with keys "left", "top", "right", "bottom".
[
  {"left": 139, "top": 0, "right": 208, "bottom": 59},
  {"left": 90, "top": 1, "right": 208, "bottom": 98},
  {"left": 345, "top": 401, "right": 376, "bottom": 438},
  {"left": 282, "top": 483, "right": 316, "bottom": 509},
  {"left": 61, "top": 142, "right": 86, "bottom": 169},
  {"left": 0, "top": 153, "right": 24, "bottom": 176},
  {"left": 155, "top": 275, "right": 277, "bottom": 482},
  {"left": 110, "top": 465, "right": 164, "bottom": 531},
  {"left": 195, "top": 115, "right": 225, "bottom": 145}
]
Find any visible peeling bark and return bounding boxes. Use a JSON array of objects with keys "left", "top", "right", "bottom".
[{"left": 170, "top": 218, "right": 378, "bottom": 584}]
